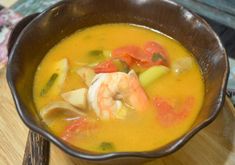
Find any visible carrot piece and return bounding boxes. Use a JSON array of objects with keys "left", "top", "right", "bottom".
[{"left": 94, "top": 60, "right": 118, "bottom": 73}]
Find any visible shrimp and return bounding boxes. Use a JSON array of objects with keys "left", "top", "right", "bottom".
[{"left": 88, "top": 70, "right": 148, "bottom": 120}]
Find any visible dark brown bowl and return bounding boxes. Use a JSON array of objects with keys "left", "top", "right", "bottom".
[{"left": 6, "top": 0, "right": 229, "bottom": 162}]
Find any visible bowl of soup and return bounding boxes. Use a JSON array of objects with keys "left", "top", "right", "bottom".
[{"left": 7, "top": 0, "right": 228, "bottom": 162}]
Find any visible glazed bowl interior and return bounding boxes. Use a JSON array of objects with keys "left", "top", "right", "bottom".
[{"left": 7, "top": 0, "right": 228, "bottom": 160}]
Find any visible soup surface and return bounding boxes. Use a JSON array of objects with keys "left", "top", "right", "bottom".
[{"left": 33, "top": 24, "right": 204, "bottom": 152}]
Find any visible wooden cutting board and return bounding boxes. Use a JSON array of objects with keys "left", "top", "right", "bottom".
[{"left": 1, "top": 68, "right": 235, "bottom": 165}]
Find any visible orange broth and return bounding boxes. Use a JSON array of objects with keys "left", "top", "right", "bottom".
[{"left": 33, "top": 24, "right": 204, "bottom": 152}]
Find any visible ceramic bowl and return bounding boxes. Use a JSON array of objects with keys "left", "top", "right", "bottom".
[{"left": 7, "top": 0, "right": 229, "bottom": 162}]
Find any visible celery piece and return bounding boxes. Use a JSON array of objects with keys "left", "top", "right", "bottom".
[{"left": 139, "top": 65, "right": 169, "bottom": 87}]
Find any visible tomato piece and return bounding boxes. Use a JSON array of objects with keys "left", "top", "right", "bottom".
[
  {"left": 181, "top": 96, "right": 194, "bottom": 112},
  {"left": 153, "top": 97, "right": 175, "bottom": 127},
  {"left": 120, "top": 55, "right": 133, "bottom": 66},
  {"left": 61, "top": 117, "right": 96, "bottom": 141},
  {"left": 153, "top": 97, "right": 194, "bottom": 127},
  {"left": 143, "top": 41, "right": 169, "bottom": 66},
  {"left": 94, "top": 60, "right": 118, "bottom": 73},
  {"left": 112, "top": 45, "right": 147, "bottom": 65},
  {"left": 144, "top": 41, "right": 168, "bottom": 58},
  {"left": 112, "top": 42, "right": 169, "bottom": 68}
]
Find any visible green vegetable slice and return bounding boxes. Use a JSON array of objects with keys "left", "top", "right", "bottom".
[
  {"left": 99, "top": 142, "right": 115, "bottom": 151},
  {"left": 113, "top": 59, "right": 130, "bottom": 73},
  {"left": 139, "top": 65, "right": 169, "bottom": 87},
  {"left": 152, "top": 53, "right": 166, "bottom": 63},
  {"left": 88, "top": 50, "right": 103, "bottom": 56},
  {"left": 40, "top": 73, "right": 58, "bottom": 96},
  {"left": 102, "top": 50, "right": 112, "bottom": 58}
]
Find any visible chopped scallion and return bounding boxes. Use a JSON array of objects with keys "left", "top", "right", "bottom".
[
  {"left": 40, "top": 73, "right": 58, "bottom": 96},
  {"left": 99, "top": 142, "right": 115, "bottom": 151},
  {"left": 152, "top": 53, "right": 166, "bottom": 62},
  {"left": 88, "top": 50, "right": 103, "bottom": 56}
]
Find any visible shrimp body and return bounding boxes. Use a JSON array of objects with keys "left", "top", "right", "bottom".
[{"left": 88, "top": 71, "right": 148, "bottom": 120}]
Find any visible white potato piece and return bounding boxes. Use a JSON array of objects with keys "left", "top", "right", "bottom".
[
  {"left": 40, "top": 101, "right": 85, "bottom": 123},
  {"left": 76, "top": 67, "right": 96, "bottom": 86},
  {"left": 61, "top": 88, "right": 88, "bottom": 110}
]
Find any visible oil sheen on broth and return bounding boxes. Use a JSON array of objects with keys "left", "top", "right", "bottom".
[{"left": 33, "top": 24, "right": 204, "bottom": 153}]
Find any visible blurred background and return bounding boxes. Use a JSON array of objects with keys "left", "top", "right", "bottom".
[{"left": 1, "top": 0, "right": 235, "bottom": 57}]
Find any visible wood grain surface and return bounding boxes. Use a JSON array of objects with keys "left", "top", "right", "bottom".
[
  {"left": 22, "top": 131, "right": 50, "bottom": 165},
  {"left": 1, "top": 67, "right": 235, "bottom": 165}
]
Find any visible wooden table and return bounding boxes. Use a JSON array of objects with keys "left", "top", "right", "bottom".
[{"left": 1, "top": 68, "right": 235, "bottom": 165}]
